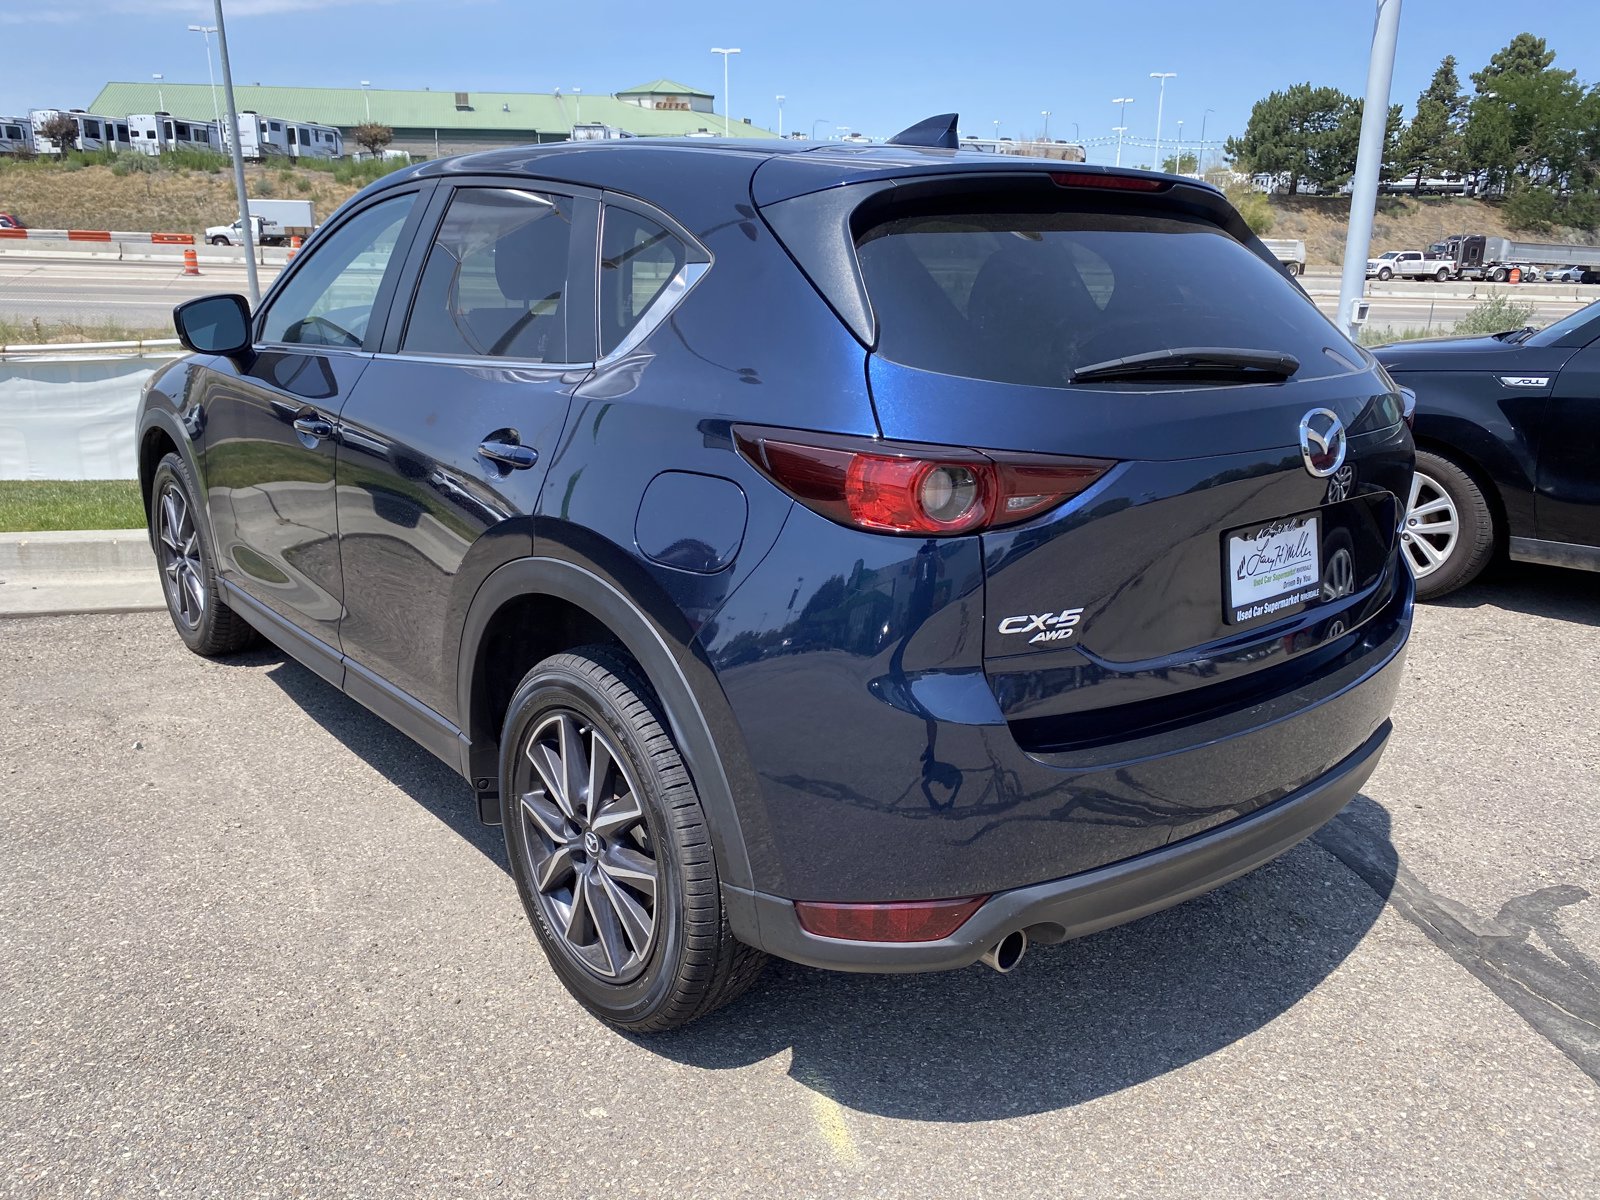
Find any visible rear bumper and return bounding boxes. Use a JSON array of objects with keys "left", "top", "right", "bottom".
[{"left": 729, "top": 720, "right": 1390, "bottom": 972}]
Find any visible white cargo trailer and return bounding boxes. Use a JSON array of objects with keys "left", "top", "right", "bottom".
[{"left": 1262, "top": 239, "right": 1306, "bottom": 276}]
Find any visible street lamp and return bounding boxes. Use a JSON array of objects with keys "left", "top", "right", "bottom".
[
  {"left": 710, "top": 48, "right": 741, "bottom": 137},
  {"left": 573, "top": 87, "right": 581, "bottom": 124},
  {"left": 1198, "top": 107, "right": 1214, "bottom": 174},
  {"left": 992, "top": 119, "right": 1001, "bottom": 141},
  {"left": 1150, "top": 72, "right": 1176, "bottom": 177},
  {"left": 211, "top": 0, "right": 260, "bottom": 306},
  {"left": 360, "top": 80, "right": 371, "bottom": 121},
  {"left": 1174, "top": 119, "right": 1184, "bottom": 173},
  {"left": 187, "top": 26, "right": 222, "bottom": 133},
  {"left": 1111, "top": 97, "right": 1134, "bottom": 166},
  {"left": 776, "top": 95, "right": 785, "bottom": 138},
  {"left": 1041, "top": 110, "right": 1050, "bottom": 140},
  {"left": 152, "top": 73, "right": 164, "bottom": 112}
]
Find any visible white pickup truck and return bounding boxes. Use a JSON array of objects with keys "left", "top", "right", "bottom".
[
  {"left": 1366, "top": 249, "right": 1454, "bottom": 282},
  {"left": 204, "top": 199, "right": 315, "bottom": 247}
]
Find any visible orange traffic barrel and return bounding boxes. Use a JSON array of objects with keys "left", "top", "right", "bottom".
[
  {"left": 286, "top": 235, "right": 301, "bottom": 262},
  {"left": 182, "top": 247, "right": 201, "bottom": 276},
  {"left": 1508, "top": 267, "right": 1522, "bottom": 284}
]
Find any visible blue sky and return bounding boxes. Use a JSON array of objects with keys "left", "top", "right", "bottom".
[{"left": 2, "top": 0, "right": 1596, "bottom": 164}]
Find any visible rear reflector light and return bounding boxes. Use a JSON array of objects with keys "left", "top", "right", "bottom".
[
  {"left": 794, "top": 896, "right": 988, "bottom": 942},
  {"left": 1050, "top": 171, "right": 1169, "bottom": 192},
  {"left": 734, "top": 426, "right": 1113, "bottom": 536}
]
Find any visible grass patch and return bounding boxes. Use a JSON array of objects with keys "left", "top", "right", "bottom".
[
  {"left": 0, "top": 316, "right": 172, "bottom": 346},
  {"left": 0, "top": 480, "right": 144, "bottom": 532}
]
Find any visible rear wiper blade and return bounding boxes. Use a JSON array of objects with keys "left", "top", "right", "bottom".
[
  {"left": 1491, "top": 325, "right": 1537, "bottom": 343},
  {"left": 1069, "top": 346, "right": 1300, "bottom": 384}
]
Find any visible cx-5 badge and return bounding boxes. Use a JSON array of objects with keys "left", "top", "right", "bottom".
[
  {"left": 1299, "top": 408, "right": 1347, "bottom": 479},
  {"left": 998, "top": 607, "right": 1085, "bottom": 644}
]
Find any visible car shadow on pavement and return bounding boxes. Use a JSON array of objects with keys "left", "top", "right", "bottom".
[
  {"left": 644, "top": 797, "right": 1400, "bottom": 1120},
  {"left": 241, "top": 649, "right": 507, "bottom": 869},
  {"left": 1431, "top": 560, "right": 1600, "bottom": 627},
  {"left": 233, "top": 642, "right": 1407, "bottom": 1118}
]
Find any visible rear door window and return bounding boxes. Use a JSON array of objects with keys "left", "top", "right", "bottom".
[
  {"left": 856, "top": 205, "right": 1350, "bottom": 388},
  {"left": 599, "top": 206, "right": 692, "bottom": 356},
  {"left": 401, "top": 187, "right": 577, "bottom": 362}
]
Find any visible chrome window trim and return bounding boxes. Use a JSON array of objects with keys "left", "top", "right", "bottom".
[{"left": 598, "top": 260, "right": 709, "bottom": 364}]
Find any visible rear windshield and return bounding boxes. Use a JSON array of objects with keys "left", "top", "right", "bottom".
[{"left": 856, "top": 206, "right": 1353, "bottom": 388}]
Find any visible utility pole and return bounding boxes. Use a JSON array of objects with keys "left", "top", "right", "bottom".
[
  {"left": 710, "top": 48, "right": 740, "bottom": 137},
  {"left": 213, "top": 0, "right": 259, "bottom": 306},
  {"left": 1041, "top": 110, "right": 1050, "bottom": 140},
  {"left": 152, "top": 74, "right": 164, "bottom": 112},
  {"left": 360, "top": 80, "right": 371, "bottom": 121},
  {"left": 776, "top": 94, "right": 785, "bottom": 138},
  {"left": 1111, "top": 97, "right": 1134, "bottom": 166},
  {"left": 1337, "top": 0, "right": 1403, "bottom": 338},
  {"left": 1199, "top": 107, "right": 1214, "bottom": 174},
  {"left": 188, "top": 26, "right": 222, "bottom": 132},
  {"left": 1150, "top": 72, "right": 1175, "bottom": 174}
]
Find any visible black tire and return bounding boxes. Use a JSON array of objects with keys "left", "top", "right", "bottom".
[
  {"left": 209, "top": 236, "right": 227, "bottom": 246},
  {"left": 1435, "top": 267, "right": 1449, "bottom": 281},
  {"left": 1285, "top": 261, "right": 1302, "bottom": 277},
  {"left": 500, "top": 646, "right": 766, "bottom": 1032},
  {"left": 1377, "top": 267, "right": 1393, "bottom": 281},
  {"left": 148, "top": 452, "right": 259, "bottom": 655},
  {"left": 1406, "top": 450, "right": 1496, "bottom": 601},
  {"left": 1490, "top": 267, "right": 1508, "bottom": 283}
]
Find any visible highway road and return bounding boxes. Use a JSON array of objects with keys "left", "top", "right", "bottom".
[{"left": 0, "top": 254, "right": 1593, "bottom": 340}]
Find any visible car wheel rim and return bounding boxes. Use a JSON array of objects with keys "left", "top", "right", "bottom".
[
  {"left": 517, "top": 710, "right": 659, "bottom": 983},
  {"left": 1402, "top": 471, "right": 1460, "bottom": 578},
  {"left": 156, "top": 481, "right": 205, "bottom": 628}
]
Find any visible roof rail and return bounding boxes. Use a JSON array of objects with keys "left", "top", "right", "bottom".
[{"left": 887, "top": 113, "right": 959, "bottom": 150}]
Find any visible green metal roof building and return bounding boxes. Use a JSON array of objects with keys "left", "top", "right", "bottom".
[{"left": 88, "top": 78, "right": 772, "bottom": 156}]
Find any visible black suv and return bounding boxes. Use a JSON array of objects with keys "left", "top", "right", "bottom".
[{"left": 139, "top": 127, "right": 1414, "bottom": 1031}]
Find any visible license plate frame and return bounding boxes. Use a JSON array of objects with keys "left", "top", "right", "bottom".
[{"left": 1224, "top": 514, "right": 1322, "bottom": 624}]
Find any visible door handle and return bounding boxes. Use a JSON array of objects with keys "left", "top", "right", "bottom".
[
  {"left": 477, "top": 439, "right": 538, "bottom": 470},
  {"left": 293, "top": 415, "right": 335, "bottom": 440}
]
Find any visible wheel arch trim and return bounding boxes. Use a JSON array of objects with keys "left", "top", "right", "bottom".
[{"left": 456, "top": 555, "right": 760, "bottom": 894}]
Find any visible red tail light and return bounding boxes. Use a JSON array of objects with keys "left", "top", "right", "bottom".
[
  {"left": 734, "top": 426, "right": 1112, "bottom": 536},
  {"left": 1050, "top": 171, "right": 1169, "bottom": 192},
  {"left": 794, "top": 895, "right": 987, "bottom": 942}
]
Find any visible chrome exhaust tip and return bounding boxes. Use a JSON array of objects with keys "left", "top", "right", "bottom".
[{"left": 979, "top": 929, "right": 1028, "bottom": 974}]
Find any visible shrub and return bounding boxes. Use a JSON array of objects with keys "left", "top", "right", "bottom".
[{"left": 1453, "top": 294, "right": 1536, "bottom": 336}]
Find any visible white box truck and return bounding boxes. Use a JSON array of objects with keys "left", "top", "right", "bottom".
[
  {"left": 205, "top": 199, "right": 315, "bottom": 247},
  {"left": 1262, "top": 239, "right": 1306, "bottom": 276}
]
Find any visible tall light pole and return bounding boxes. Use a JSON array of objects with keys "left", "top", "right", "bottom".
[
  {"left": 992, "top": 119, "right": 1001, "bottom": 141},
  {"left": 710, "top": 48, "right": 740, "bottom": 137},
  {"left": 1041, "top": 110, "right": 1051, "bottom": 140},
  {"left": 1111, "top": 98, "right": 1134, "bottom": 166},
  {"left": 360, "top": 80, "right": 371, "bottom": 121},
  {"left": 1338, "top": 0, "right": 1403, "bottom": 338},
  {"left": 811, "top": 117, "right": 828, "bottom": 142},
  {"left": 1174, "top": 118, "right": 1184, "bottom": 173},
  {"left": 187, "top": 26, "right": 221, "bottom": 133},
  {"left": 1150, "top": 72, "right": 1176, "bottom": 175},
  {"left": 152, "top": 73, "right": 165, "bottom": 112},
  {"left": 776, "top": 95, "right": 785, "bottom": 138},
  {"left": 213, "top": 0, "right": 259, "bottom": 306},
  {"left": 1199, "top": 107, "right": 1214, "bottom": 174},
  {"left": 573, "top": 87, "right": 581, "bottom": 123}
]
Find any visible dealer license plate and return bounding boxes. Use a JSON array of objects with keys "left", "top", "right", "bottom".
[{"left": 1226, "top": 515, "right": 1321, "bottom": 623}]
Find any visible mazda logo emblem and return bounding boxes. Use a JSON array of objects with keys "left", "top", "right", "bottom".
[{"left": 1299, "top": 408, "right": 1347, "bottom": 478}]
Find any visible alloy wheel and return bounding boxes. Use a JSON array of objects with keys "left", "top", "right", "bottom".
[
  {"left": 517, "top": 711, "right": 660, "bottom": 982},
  {"left": 1402, "top": 471, "right": 1460, "bottom": 578},
  {"left": 157, "top": 482, "right": 206, "bottom": 628}
]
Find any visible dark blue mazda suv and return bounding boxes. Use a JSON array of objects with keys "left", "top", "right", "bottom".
[{"left": 138, "top": 122, "right": 1415, "bottom": 1030}]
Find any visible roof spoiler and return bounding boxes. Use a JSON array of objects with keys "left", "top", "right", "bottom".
[{"left": 886, "top": 113, "right": 959, "bottom": 150}]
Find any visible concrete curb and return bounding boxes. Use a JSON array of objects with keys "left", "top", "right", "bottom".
[
  {"left": 0, "top": 528, "right": 154, "bottom": 573},
  {"left": 0, "top": 529, "right": 163, "bottom": 616}
]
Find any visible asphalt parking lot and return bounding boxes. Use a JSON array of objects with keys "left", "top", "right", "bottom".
[{"left": 2, "top": 563, "right": 1597, "bottom": 1198}]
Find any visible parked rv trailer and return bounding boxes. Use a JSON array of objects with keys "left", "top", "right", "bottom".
[
  {"left": 220, "top": 112, "right": 284, "bottom": 159},
  {"left": 285, "top": 120, "right": 342, "bottom": 159},
  {"left": 128, "top": 113, "right": 220, "bottom": 155},
  {"left": 0, "top": 117, "right": 34, "bottom": 155}
]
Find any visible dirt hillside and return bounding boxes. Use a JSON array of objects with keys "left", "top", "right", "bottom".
[
  {"left": 1269, "top": 195, "right": 1600, "bottom": 265},
  {"left": 0, "top": 162, "right": 371, "bottom": 236}
]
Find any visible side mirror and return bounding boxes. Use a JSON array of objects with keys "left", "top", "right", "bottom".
[{"left": 173, "top": 293, "right": 252, "bottom": 357}]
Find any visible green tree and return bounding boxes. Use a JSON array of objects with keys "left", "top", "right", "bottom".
[
  {"left": 1470, "top": 32, "right": 1556, "bottom": 93},
  {"left": 1160, "top": 150, "right": 1198, "bottom": 174},
  {"left": 37, "top": 113, "right": 79, "bottom": 154},
  {"left": 1463, "top": 35, "right": 1591, "bottom": 212},
  {"left": 1226, "top": 83, "right": 1360, "bottom": 194},
  {"left": 1397, "top": 56, "right": 1467, "bottom": 191},
  {"left": 352, "top": 123, "right": 394, "bottom": 159}
]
